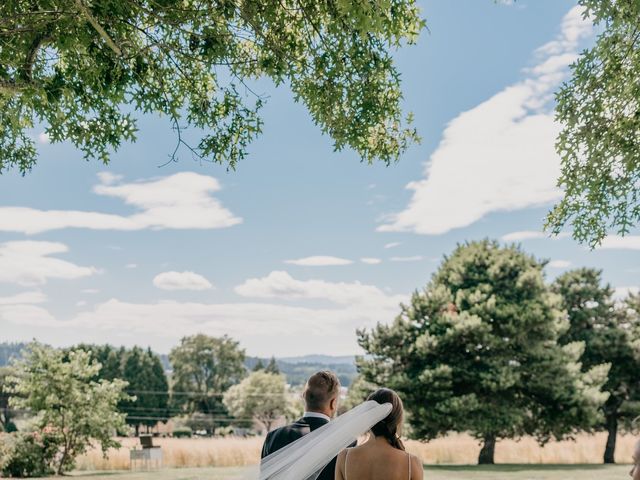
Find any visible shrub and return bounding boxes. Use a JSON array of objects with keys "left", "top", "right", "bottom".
[
  {"left": 0, "top": 431, "right": 57, "bottom": 477},
  {"left": 172, "top": 427, "right": 192, "bottom": 438},
  {"left": 214, "top": 426, "right": 234, "bottom": 437}
]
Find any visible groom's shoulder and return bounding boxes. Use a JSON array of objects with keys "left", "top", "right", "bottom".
[
  {"left": 262, "top": 419, "right": 311, "bottom": 457},
  {"left": 271, "top": 418, "right": 311, "bottom": 439}
]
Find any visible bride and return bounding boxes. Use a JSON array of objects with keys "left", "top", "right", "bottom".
[
  {"left": 335, "top": 389, "right": 422, "bottom": 480},
  {"left": 259, "top": 387, "right": 422, "bottom": 480}
]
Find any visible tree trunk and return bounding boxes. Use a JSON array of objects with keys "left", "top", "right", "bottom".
[
  {"left": 604, "top": 414, "right": 618, "bottom": 464},
  {"left": 135, "top": 424, "right": 140, "bottom": 437},
  {"left": 478, "top": 436, "right": 496, "bottom": 465}
]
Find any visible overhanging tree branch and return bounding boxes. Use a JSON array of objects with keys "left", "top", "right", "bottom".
[{"left": 74, "top": 0, "right": 123, "bottom": 56}]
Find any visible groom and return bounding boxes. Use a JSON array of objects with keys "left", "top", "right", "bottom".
[{"left": 261, "top": 370, "right": 343, "bottom": 480}]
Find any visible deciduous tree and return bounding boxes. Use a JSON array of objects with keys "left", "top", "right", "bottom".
[
  {"left": 548, "top": 0, "right": 640, "bottom": 246},
  {"left": 0, "top": 367, "right": 17, "bottom": 432},
  {"left": 9, "top": 343, "right": 128, "bottom": 475},
  {"left": 223, "top": 370, "right": 294, "bottom": 432},
  {"left": 170, "top": 334, "right": 245, "bottom": 433},
  {"left": 0, "top": 0, "right": 423, "bottom": 173}
]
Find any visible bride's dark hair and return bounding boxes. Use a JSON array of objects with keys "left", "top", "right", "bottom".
[{"left": 367, "top": 388, "right": 405, "bottom": 451}]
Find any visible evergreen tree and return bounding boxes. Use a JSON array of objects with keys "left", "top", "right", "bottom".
[
  {"left": 253, "top": 359, "right": 265, "bottom": 372},
  {"left": 68, "top": 344, "right": 169, "bottom": 435},
  {"left": 265, "top": 357, "right": 280, "bottom": 375},
  {"left": 120, "top": 347, "right": 169, "bottom": 435},
  {"left": 341, "top": 375, "right": 378, "bottom": 413},
  {"left": 70, "top": 344, "right": 125, "bottom": 381},
  {"left": 553, "top": 269, "right": 640, "bottom": 463},
  {"left": 358, "top": 240, "right": 609, "bottom": 464}
]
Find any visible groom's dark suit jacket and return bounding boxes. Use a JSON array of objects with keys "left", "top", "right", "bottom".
[{"left": 261, "top": 415, "right": 345, "bottom": 480}]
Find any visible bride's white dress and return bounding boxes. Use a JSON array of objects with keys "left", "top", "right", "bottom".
[{"left": 259, "top": 401, "right": 392, "bottom": 480}]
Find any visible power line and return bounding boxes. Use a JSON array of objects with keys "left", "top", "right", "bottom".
[
  {"left": 3, "top": 408, "right": 260, "bottom": 422},
  {"left": 125, "top": 389, "right": 295, "bottom": 397}
]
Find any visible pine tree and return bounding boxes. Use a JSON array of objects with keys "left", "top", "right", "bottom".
[
  {"left": 265, "top": 357, "right": 280, "bottom": 375},
  {"left": 553, "top": 270, "right": 640, "bottom": 463},
  {"left": 120, "top": 347, "right": 169, "bottom": 435},
  {"left": 253, "top": 359, "right": 265, "bottom": 372}
]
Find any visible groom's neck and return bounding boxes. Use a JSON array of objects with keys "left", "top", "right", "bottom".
[{"left": 305, "top": 406, "right": 332, "bottom": 418}]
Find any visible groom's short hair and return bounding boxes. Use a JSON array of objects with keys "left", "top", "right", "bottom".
[{"left": 303, "top": 371, "right": 340, "bottom": 410}]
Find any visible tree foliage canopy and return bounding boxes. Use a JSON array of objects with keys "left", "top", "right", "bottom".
[
  {"left": 223, "top": 370, "right": 297, "bottom": 432},
  {"left": 548, "top": 0, "right": 640, "bottom": 246},
  {"left": 169, "top": 334, "right": 246, "bottom": 419},
  {"left": 357, "top": 240, "right": 609, "bottom": 464},
  {"left": 0, "top": 0, "right": 423, "bottom": 173}
]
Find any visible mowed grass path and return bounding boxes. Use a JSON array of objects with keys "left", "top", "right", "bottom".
[{"left": 61, "top": 464, "right": 631, "bottom": 480}]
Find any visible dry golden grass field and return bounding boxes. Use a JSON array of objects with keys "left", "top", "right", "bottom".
[
  {"left": 58, "top": 464, "right": 631, "bottom": 480},
  {"left": 76, "top": 432, "right": 637, "bottom": 470}
]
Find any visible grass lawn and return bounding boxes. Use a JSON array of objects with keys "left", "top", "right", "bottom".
[{"left": 61, "top": 464, "right": 631, "bottom": 480}]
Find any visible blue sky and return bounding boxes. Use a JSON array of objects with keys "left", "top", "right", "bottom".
[{"left": 1, "top": 0, "right": 638, "bottom": 357}]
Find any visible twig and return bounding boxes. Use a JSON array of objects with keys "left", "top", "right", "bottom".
[{"left": 74, "top": 0, "right": 122, "bottom": 56}]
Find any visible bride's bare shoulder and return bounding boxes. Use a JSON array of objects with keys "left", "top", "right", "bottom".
[{"left": 409, "top": 453, "right": 423, "bottom": 480}]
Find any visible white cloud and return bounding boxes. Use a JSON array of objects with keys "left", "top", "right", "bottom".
[
  {"left": 0, "top": 291, "right": 47, "bottom": 305},
  {"left": 390, "top": 256, "right": 424, "bottom": 262},
  {"left": 96, "top": 172, "right": 123, "bottom": 185},
  {"left": 0, "top": 304, "right": 56, "bottom": 327},
  {"left": 502, "top": 231, "right": 547, "bottom": 242},
  {"left": 153, "top": 271, "right": 213, "bottom": 291},
  {"left": 361, "top": 258, "right": 382, "bottom": 265},
  {"left": 384, "top": 242, "right": 401, "bottom": 249},
  {"left": 37, "top": 132, "right": 50, "bottom": 144},
  {"left": 125, "top": 263, "right": 138, "bottom": 269},
  {"left": 284, "top": 256, "right": 353, "bottom": 267},
  {"left": 235, "top": 271, "right": 405, "bottom": 308},
  {"left": 0, "top": 241, "right": 97, "bottom": 286},
  {"left": 378, "top": 6, "right": 592, "bottom": 235},
  {"left": 0, "top": 172, "right": 242, "bottom": 234},
  {"left": 548, "top": 259, "right": 571, "bottom": 269},
  {"left": 82, "top": 289, "right": 100, "bottom": 294},
  {"left": 2, "top": 279, "right": 408, "bottom": 355},
  {"left": 614, "top": 286, "right": 639, "bottom": 300},
  {"left": 76, "top": 301, "right": 87, "bottom": 307},
  {"left": 501, "top": 230, "right": 570, "bottom": 242},
  {"left": 598, "top": 235, "right": 640, "bottom": 250}
]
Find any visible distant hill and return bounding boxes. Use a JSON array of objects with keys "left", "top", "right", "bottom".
[
  {"left": 0, "top": 342, "right": 26, "bottom": 366},
  {"left": 279, "top": 355, "right": 355, "bottom": 365},
  {"left": 245, "top": 356, "right": 357, "bottom": 387}
]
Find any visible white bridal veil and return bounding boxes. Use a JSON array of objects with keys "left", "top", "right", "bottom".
[{"left": 259, "top": 400, "right": 393, "bottom": 480}]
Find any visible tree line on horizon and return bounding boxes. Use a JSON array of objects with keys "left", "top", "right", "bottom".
[{"left": 0, "top": 335, "right": 301, "bottom": 476}]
